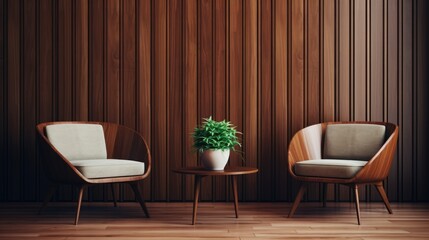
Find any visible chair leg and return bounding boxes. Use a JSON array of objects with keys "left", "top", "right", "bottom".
[
  {"left": 111, "top": 184, "right": 118, "bottom": 207},
  {"left": 322, "top": 183, "right": 328, "bottom": 207},
  {"left": 374, "top": 182, "right": 393, "bottom": 214},
  {"left": 38, "top": 185, "right": 57, "bottom": 214},
  {"left": 130, "top": 182, "right": 150, "bottom": 218},
  {"left": 353, "top": 184, "right": 361, "bottom": 225},
  {"left": 288, "top": 184, "right": 307, "bottom": 218},
  {"left": 74, "top": 185, "right": 85, "bottom": 225}
]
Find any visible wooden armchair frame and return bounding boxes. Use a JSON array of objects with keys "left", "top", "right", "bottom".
[
  {"left": 287, "top": 121, "right": 399, "bottom": 224},
  {"left": 37, "top": 121, "right": 152, "bottom": 225}
]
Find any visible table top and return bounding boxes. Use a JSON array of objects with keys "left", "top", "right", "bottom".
[{"left": 173, "top": 166, "right": 258, "bottom": 176}]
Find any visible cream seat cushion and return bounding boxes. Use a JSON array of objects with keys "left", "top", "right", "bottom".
[
  {"left": 70, "top": 159, "right": 145, "bottom": 179},
  {"left": 46, "top": 124, "right": 107, "bottom": 160},
  {"left": 323, "top": 124, "right": 386, "bottom": 160},
  {"left": 295, "top": 159, "right": 367, "bottom": 178}
]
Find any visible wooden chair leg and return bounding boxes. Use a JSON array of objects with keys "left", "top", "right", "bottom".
[
  {"left": 38, "top": 185, "right": 57, "bottom": 214},
  {"left": 288, "top": 184, "right": 307, "bottom": 218},
  {"left": 130, "top": 182, "right": 150, "bottom": 218},
  {"left": 353, "top": 184, "right": 361, "bottom": 225},
  {"left": 322, "top": 183, "right": 328, "bottom": 207},
  {"left": 74, "top": 185, "right": 85, "bottom": 225},
  {"left": 111, "top": 184, "right": 117, "bottom": 207},
  {"left": 374, "top": 182, "right": 393, "bottom": 214}
]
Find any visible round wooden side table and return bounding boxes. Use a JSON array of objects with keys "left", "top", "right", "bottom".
[{"left": 173, "top": 166, "right": 258, "bottom": 225}]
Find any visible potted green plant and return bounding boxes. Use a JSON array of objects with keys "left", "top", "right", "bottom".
[{"left": 192, "top": 117, "right": 241, "bottom": 170}]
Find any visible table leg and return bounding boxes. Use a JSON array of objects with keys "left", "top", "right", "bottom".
[
  {"left": 192, "top": 175, "right": 202, "bottom": 225},
  {"left": 231, "top": 175, "right": 239, "bottom": 218}
]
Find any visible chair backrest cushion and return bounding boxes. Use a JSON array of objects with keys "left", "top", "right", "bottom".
[
  {"left": 45, "top": 124, "right": 107, "bottom": 161},
  {"left": 323, "top": 124, "right": 386, "bottom": 161}
]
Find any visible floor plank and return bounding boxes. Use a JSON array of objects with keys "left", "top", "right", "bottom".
[{"left": 0, "top": 202, "right": 428, "bottom": 239}]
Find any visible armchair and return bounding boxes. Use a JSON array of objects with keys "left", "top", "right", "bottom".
[
  {"left": 287, "top": 122, "right": 398, "bottom": 224},
  {"left": 36, "top": 122, "right": 151, "bottom": 225}
]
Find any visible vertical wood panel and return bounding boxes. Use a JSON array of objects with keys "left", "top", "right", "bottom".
[
  {"left": 199, "top": 0, "right": 214, "bottom": 201},
  {"left": 87, "top": 0, "right": 105, "bottom": 201},
  {"left": 121, "top": 0, "right": 137, "bottom": 201},
  {"left": 387, "top": 0, "right": 399, "bottom": 201},
  {"left": 122, "top": 0, "right": 136, "bottom": 128},
  {"left": 369, "top": 0, "right": 385, "bottom": 202},
  {"left": 402, "top": 0, "right": 413, "bottom": 201},
  {"left": 307, "top": 0, "right": 320, "bottom": 125},
  {"left": 2, "top": 0, "right": 428, "bottom": 202},
  {"left": 229, "top": 0, "right": 243, "bottom": 200},
  {"left": 370, "top": 0, "right": 384, "bottom": 122},
  {"left": 39, "top": 0, "right": 53, "bottom": 126},
  {"left": 57, "top": 0, "right": 74, "bottom": 201},
  {"left": 323, "top": 0, "right": 335, "bottom": 122},
  {"left": 0, "top": 0, "right": 6, "bottom": 201},
  {"left": 168, "top": 0, "right": 183, "bottom": 201},
  {"left": 306, "top": 0, "right": 321, "bottom": 202},
  {"left": 105, "top": 0, "right": 120, "bottom": 200},
  {"left": 354, "top": 0, "right": 366, "bottom": 121},
  {"left": 291, "top": 0, "right": 304, "bottom": 201},
  {"left": 58, "top": 0, "right": 73, "bottom": 122},
  {"left": 322, "top": 0, "right": 334, "bottom": 201},
  {"left": 416, "top": 0, "right": 429, "bottom": 201},
  {"left": 213, "top": 0, "right": 227, "bottom": 201},
  {"left": 291, "top": 0, "right": 304, "bottom": 148},
  {"left": 58, "top": 0, "right": 72, "bottom": 123},
  {"left": 274, "top": 0, "right": 288, "bottom": 201},
  {"left": 260, "top": 0, "right": 273, "bottom": 201},
  {"left": 7, "top": 0, "right": 21, "bottom": 201},
  {"left": 183, "top": 0, "right": 198, "bottom": 201},
  {"left": 38, "top": 0, "right": 54, "bottom": 203},
  {"left": 106, "top": 0, "right": 120, "bottom": 123},
  {"left": 152, "top": 0, "right": 167, "bottom": 201},
  {"left": 338, "top": 0, "right": 350, "bottom": 122},
  {"left": 89, "top": 0, "right": 104, "bottom": 122},
  {"left": 137, "top": 0, "right": 152, "bottom": 201},
  {"left": 75, "top": 0, "right": 88, "bottom": 121},
  {"left": 243, "top": 0, "right": 257, "bottom": 201},
  {"left": 337, "top": 0, "right": 351, "bottom": 201},
  {"left": 22, "top": 0, "right": 37, "bottom": 201}
]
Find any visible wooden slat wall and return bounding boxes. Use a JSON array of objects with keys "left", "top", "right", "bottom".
[{"left": 1, "top": 0, "right": 428, "bottom": 202}]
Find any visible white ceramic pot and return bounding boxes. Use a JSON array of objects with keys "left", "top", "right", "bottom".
[{"left": 200, "top": 149, "right": 230, "bottom": 170}]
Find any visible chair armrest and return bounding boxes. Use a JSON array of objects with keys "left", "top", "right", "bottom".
[
  {"left": 352, "top": 124, "right": 399, "bottom": 183},
  {"left": 36, "top": 126, "right": 88, "bottom": 184},
  {"left": 104, "top": 124, "right": 152, "bottom": 178},
  {"left": 288, "top": 124, "right": 324, "bottom": 177}
]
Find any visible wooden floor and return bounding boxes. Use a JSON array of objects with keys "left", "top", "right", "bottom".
[{"left": 1, "top": 202, "right": 429, "bottom": 239}]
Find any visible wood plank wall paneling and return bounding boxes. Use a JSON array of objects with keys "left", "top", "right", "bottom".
[{"left": 1, "top": 0, "right": 428, "bottom": 202}]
